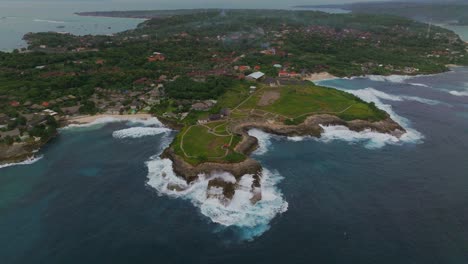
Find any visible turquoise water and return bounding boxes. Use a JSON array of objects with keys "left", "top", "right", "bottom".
[
  {"left": 442, "top": 24, "right": 468, "bottom": 41},
  {"left": 0, "top": 1, "right": 147, "bottom": 51},
  {"left": 1, "top": 68, "right": 468, "bottom": 263},
  {"left": 0, "top": 0, "right": 355, "bottom": 52}
]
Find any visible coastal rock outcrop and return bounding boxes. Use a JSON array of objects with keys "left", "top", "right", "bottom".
[
  {"left": 160, "top": 113, "right": 406, "bottom": 206},
  {"left": 0, "top": 143, "right": 39, "bottom": 166}
]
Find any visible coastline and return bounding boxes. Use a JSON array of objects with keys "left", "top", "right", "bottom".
[
  {"left": 0, "top": 113, "right": 156, "bottom": 167},
  {"left": 65, "top": 113, "right": 154, "bottom": 125},
  {"left": 158, "top": 113, "right": 405, "bottom": 203}
]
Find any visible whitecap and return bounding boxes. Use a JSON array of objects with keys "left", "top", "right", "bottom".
[
  {"left": 449, "top": 90, "right": 468, "bottom": 97},
  {"left": 63, "top": 117, "right": 164, "bottom": 130},
  {"left": 337, "top": 87, "right": 424, "bottom": 145},
  {"left": 409, "top": 83, "right": 430, "bottom": 87},
  {"left": 318, "top": 125, "right": 401, "bottom": 149},
  {"left": 146, "top": 157, "right": 288, "bottom": 241},
  {"left": 366, "top": 74, "right": 414, "bottom": 83},
  {"left": 284, "top": 87, "right": 425, "bottom": 148},
  {"left": 248, "top": 129, "right": 274, "bottom": 155},
  {"left": 112, "top": 127, "right": 171, "bottom": 139},
  {"left": 33, "top": 19, "right": 66, "bottom": 24},
  {"left": 0, "top": 155, "right": 43, "bottom": 169}
]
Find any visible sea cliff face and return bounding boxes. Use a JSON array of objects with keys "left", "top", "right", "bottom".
[
  {"left": 160, "top": 114, "right": 405, "bottom": 205},
  {"left": 0, "top": 142, "right": 39, "bottom": 165}
]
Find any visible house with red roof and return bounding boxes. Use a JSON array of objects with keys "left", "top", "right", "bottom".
[
  {"left": 148, "top": 52, "right": 165, "bottom": 62},
  {"left": 10, "top": 101, "right": 20, "bottom": 107}
]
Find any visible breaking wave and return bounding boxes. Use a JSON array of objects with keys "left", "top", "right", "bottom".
[
  {"left": 0, "top": 155, "right": 43, "bottom": 169},
  {"left": 247, "top": 86, "right": 435, "bottom": 149},
  {"left": 449, "top": 89, "right": 468, "bottom": 97},
  {"left": 409, "top": 83, "right": 430, "bottom": 87},
  {"left": 285, "top": 87, "right": 430, "bottom": 148},
  {"left": 33, "top": 19, "right": 66, "bottom": 24},
  {"left": 63, "top": 117, "right": 164, "bottom": 130},
  {"left": 113, "top": 127, "right": 171, "bottom": 139},
  {"left": 330, "top": 87, "right": 425, "bottom": 146},
  {"left": 318, "top": 125, "right": 401, "bottom": 149},
  {"left": 146, "top": 157, "right": 288, "bottom": 241},
  {"left": 366, "top": 74, "right": 414, "bottom": 83},
  {"left": 248, "top": 129, "right": 274, "bottom": 155}
]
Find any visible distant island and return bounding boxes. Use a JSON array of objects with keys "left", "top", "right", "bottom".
[
  {"left": 296, "top": 1, "right": 468, "bottom": 26},
  {"left": 1, "top": 9, "right": 467, "bottom": 204}
]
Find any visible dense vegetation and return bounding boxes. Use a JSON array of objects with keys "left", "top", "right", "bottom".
[
  {"left": 302, "top": 2, "right": 468, "bottom": 26},
  {"left": 1, "top": 9, "right": 467, "bottom": 152},
  {"left": 1, "top": 10, "right": 465, "bottom": 105}
]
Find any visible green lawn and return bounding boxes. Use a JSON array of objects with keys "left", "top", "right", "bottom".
[
  {"left": 182, "top": 125, "right": 231, "bottom": 158},
  {"left": 216, "top": 83, "right": 251, "bottom": 109},
  {"left": 240, "top": 84, "right": 387, "bottom": 122}
]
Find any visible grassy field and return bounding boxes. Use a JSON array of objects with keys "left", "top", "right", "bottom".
[
  {"left": 172, "top": 122, "right": 246, "bottom": 165},
  {"left": 239, "top": 84, "right": 387, "bottom": 122},
  {"left": 172, "top": 83, "right": 388, "bottom": 165},
  {"left": 183, "top": 125, "right": 231, "bottom": 158}
]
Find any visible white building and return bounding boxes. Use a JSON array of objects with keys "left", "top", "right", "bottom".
[{"left": 246, "top": 72, "right": 265, "bottom": 81}]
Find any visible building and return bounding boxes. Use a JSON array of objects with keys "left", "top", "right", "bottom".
[
  {"left": 9, "top": 101, "right": 20, "bottom": 107},
  {"left": 250, "top": 86, "right": 257, "bottom": 93},
  {"left": 148, "top": 52, "right": 165, "bottom": 62},
  {"left": 43, "top": 109, "right": 58, "bottom": 116},
  {"left": 192, "top": 102, "right": 210, "bottom": 111},
  {"left": 209, "top": 114, "right": 222, "bottom": 121},
  {"left": 238, "top": 65, "right": 251, "bottom": 72},
  {"left": 220, "top": 108, "right": 230, "bottom": 117},
  {"left": 278, "top": 71, "right": 289, "bottom": 78},
  {"left": 246, "top": 72, "right": 265, "bottom": 81}
]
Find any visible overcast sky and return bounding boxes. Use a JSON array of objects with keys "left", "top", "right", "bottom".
[
  {"left": 0, "top": 0, "right": 389, "bottom": 9},
  {"left": 0, "top": 0, "right": 455, "bottom": 13}
]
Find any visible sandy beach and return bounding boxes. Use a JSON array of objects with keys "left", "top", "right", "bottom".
[
  {"left": 66, "top": 114, "right": 154, "bottom": 125},
  {"left": 302, "top": 72, "right": 337, "bottom": 82}
]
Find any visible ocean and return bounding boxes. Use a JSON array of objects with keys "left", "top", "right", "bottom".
[
  {"left": 1, "top": 67, "right": 468, "bottom": 263},
  {"left": 0, "top": 1, "right": 467, "bottom": 52},
  {"left": 0, "top": 1, "right": 149, "bottom": 52}
]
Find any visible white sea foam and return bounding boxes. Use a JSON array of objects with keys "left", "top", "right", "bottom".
[
  {"left": 112, "top": 127, "right": 171, "bottom": 139},
  {"left": 33, "top": 19, "right": 65, "bottom": 24},
  {"left": 0, "top": 155, "right": 43, "bottom": 169},
  {"left": 248, "top": 86, "right": 434, "bottom": 149},
  {"left": 409, "top": 83, "right": 430, "bottom": 87},
  {"left": 63, "top": 117, "right": 164, "bottom": 130},
  {"left": 146, "top": 157, "right": 288, "bottom": 240},
  {"left": 285, "top": 87, "right": 427, "bottom": 148},
  {"left": 318, "top": 125, "right": 401, "bottom": 149},
  {"left": 449, "top": 89, "right": 468, "bottom": 97},
  {"left": 331, "top": 87, "right": 424, "bottom": 146},
  {"left": 366, "top": 74, "right": 414, "bottom": 83},
  {"left": 247, "top": 129, "right": 274, "bottom": 155}
]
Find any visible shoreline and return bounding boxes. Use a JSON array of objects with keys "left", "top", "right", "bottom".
[
  {"left": 65, "top": 113, "right": 154, "bottom": 125},
  {"left": 157, "top": 113, "right": 405, "bottom": 205},
  {"left": 0, "top": 113, "right": 156, "bottom": 167}
]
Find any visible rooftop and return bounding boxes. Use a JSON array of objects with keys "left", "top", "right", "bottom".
[{"left": 247, "top": 72, "right": 265, "bottom": 80}]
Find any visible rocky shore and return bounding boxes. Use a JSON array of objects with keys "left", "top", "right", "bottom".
[
  {"left": 0, "top": 142, "right": 40, "bottom": 165},
  {"left": 159, "top": 114, "right": 405, "bottom": 203},
  {"left": 162, "top": 114, "right": 405, "bottom": 181}
]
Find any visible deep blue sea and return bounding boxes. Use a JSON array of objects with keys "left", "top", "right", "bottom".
[
  {"left": 1, "top": 68, "right": 468, "bottom": 263},
  {"left": 0, "top": 0, "right": 342, "bottom": 52}
]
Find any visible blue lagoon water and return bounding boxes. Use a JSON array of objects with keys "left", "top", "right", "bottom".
[
  {"left": 1, "top": 68, "right": 468, "bottom": 263},
  {"left": 0, "top": 1, "right": 148, "bottom": 52}
]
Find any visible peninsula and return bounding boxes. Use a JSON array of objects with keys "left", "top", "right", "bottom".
[
  {"left": 1, "top": 9, "right": 467, "bottom": 201},
  {"left": 296, "top": 1, "right": 468, "bottom": 26}
]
